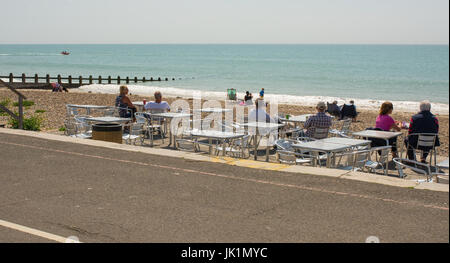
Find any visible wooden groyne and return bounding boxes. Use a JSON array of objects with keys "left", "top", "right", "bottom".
[{"left": 0, "top": 73, "right": 179, "bottom": 90}]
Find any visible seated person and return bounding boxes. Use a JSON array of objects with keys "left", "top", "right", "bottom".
[
  {"left": 244, "top": 91, "right": 253, "bottom": 103},
  {"left": 51, "top": 82, "right": 68, "bottom": 92},
  {"left": 115, "top": 85, "right": 136, "bottom": 119},
  {"left": 248, "top": 98, "right": 274, "bottom": 123},
  {"left": 144, "top": 91, "right": 170, "bottom": 113},
  {"left": 327, "top": 101, "right": 341, "bottom": 118},
  {"left": 404, "top": 100, "right": 440, "bottom": 163},
  {"left": 303, "top": 101, "right": 333, "bottom": 138},
  {"left": 340, "top": 100, "right": 358, "bottom": 121},
  {"left": 373, "top": 101, "right": 402, "bottom": 158}
]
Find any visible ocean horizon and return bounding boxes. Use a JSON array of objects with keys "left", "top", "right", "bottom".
[{"left": 1, "top": 44, "right": 448, "bottom": 109}]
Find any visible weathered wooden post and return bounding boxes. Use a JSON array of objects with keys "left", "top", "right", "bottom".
[
  {"left": 108, "top": 76, "right": 112, "bottom": 84},
  {"left": 18, "top": 96, "right": 23, "bottom": 130},
  {"left": 68, "top": 75, "right": 72, "bottom": 85},
  {"left": 98, "top": 76, "right": 102, "bottom": 84},
  {"left": 158, "top": 77, "right": 161, "bottom": 81},
  {"left": 57, "top": 74, "right": 62, "bottom": 84},
  {"left": 9, "top": 73, "right": 13, "bottom": 83},
  {"left": 79, "top": 76, "right": 83, "bottom": 85},
  {"left": 143, "top": 77, "right": 146, "bottom": 82},
  {"left": 126, "top": 77, "right": 129, "bottom": 84},
  {"left": 22, "top": 73, "right": 26, "bottom": 84},
  {"left": 46, "top": 74, "right": 50, "bottom": 84},
  {"left": 117, "top": 76, "right": 121, "bottom": 84},
  {"left": 134, "top": 77, "right": 138, "bottom": 83},
  {"left": 150, "top": 77, "right": 153, "bottom": 81},
  {"left": 165, "top": 77, "right": 168, "bottom": 81},
  {"left": 34, "top": 74, "right": 38, "bottom": 84},
  {"left": 89, "top": 75, "right": 93, "bottom": 84}
]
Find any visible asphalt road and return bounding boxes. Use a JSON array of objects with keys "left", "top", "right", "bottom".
[{"left": 0, "top": 133, "right": 448, "bottom": 243}]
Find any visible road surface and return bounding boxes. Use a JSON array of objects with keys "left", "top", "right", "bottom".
[{"left": 0, "top": 133, "right": 448, "bottom": 243}]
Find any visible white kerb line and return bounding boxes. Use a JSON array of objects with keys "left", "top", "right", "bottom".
[{"left": 0, "top": 219, "right": 81, "bottom": 243}]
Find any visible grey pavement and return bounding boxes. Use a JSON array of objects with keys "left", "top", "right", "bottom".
[{"left": 0, "top": 133, "right": 448, "bottom": 243}]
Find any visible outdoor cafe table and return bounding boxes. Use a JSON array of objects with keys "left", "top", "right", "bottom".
[
  {"left": 240, "top": 122, "right": 285, "bottom": 162},
  {"left": 85, "top": 116, "right": 132, "bottom": 124},
  {"left": 352, "top": 130, "right": 403, "bottom": 156},
  {"left": 279, "top": 114, "right": 313, "bottom": 127},
  {"left": 67, "top": 104, "right": 110, "bottom": 115},
  {"left": 194, "top": 108, "right": 233, "bottom": 113},
  {"left": 190, "top": 130, "right": 245, "bottom": 156},
  {"left": 151, "top": 112, "right": 192, "bottom": 148},
  {"left": 352, "top": 130, "right": 403, "bottom": 145},
  {"left": 292, "top": 137, "right": 371, "bottom": 168}
]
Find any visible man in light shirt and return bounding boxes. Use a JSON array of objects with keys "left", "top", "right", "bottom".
[
  {"left": 144, "top": 91, "right": 170, "bottom": 113},
  {"left": 248, "top": 98, "right": 274, "bottom": 123}
]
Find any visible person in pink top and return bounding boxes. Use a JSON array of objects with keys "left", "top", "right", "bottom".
[{"left": 375, "top": 101, "right": 402, "bottom": 157}]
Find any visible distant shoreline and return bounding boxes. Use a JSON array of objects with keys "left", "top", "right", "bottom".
[{"left": 76, "top": 84, "right": 450, "bottom": 115}]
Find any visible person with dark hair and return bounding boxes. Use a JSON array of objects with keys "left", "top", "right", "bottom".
[
  {"left": 370, "top": 101, "right": 402, "bottom": 158},
  {"left": 244, "top": 91, "right": 253, "bottom": 102},
  {"left": 304, "top": 101, "right": 333, "bottom": 138},
  {"left": 340, "top": 100, "right": 357, "bottom": 121},
  {"left": 327, "top": 101, "right": 341, "bottom": 118},
  {"left": 404, "top": 100, "right": 440, "bottom": 163}
]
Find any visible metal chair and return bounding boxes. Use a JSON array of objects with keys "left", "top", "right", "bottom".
[
  {"left": 406, "top": 133, "right": 439, "bottom": 167},
  {"left": 66, "top": 105, "right": 79, "bottom": 117},
  {"left": 103, "top": 107, "right": 116, "bottom": 117},
  {"left": 336, "top": 149, "right": 371, "bottom": 172},
  {"left": 64, "top": 118, "right": 92, "bottom": 139},
  {"left": 277, "top": 150, "right": 319, "bottom": 166},
  {"left": 135, "top": 112, "right": 162, "bottom": 146},
  {"left": 215, "top": 135, "right": 251, "bottom": 158},
  {"left": 122, "top": 123, "right": 145, "bottom": 145},
  {"left": 312, "top": 127, "right": 329, "bottom": 140},
  {"left": 329, "top": 119, "right": 352, "bottom": 138},
  {"left": 365, "top": 146, "right": 392, "bottom": 176},
  {"left": 393, "top": 158, "right": 433, "bottom": 182}
]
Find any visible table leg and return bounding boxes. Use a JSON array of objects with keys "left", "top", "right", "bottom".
[
  {"left": 254, "top": 135, "right": 258, "bottom": 161},
  {"left": 222, "top": 140, "right": 226, "bottom": 156},
  {"left": 209, "top": 138, "right": 212, "bottom": 155},
  {"left": 326, "top": 152, "right": 331, "bottom": 168}
]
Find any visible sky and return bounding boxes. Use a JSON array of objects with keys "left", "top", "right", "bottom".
[{"left": 0, "top": 0, "right": 448, "bottom": 44}]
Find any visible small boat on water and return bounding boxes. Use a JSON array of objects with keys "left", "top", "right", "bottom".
[{"left": 61, "top": 51, "right": 70, "bottom": 55}]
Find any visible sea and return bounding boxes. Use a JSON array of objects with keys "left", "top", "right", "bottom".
[{"left": 0, "top": 44, "right": 448, "bottom": 113}]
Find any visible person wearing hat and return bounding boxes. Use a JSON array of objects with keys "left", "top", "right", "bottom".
[{"left": 303, "top": 101, "right": 333, "bottom": 138}]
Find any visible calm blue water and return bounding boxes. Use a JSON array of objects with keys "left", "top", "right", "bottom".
[{"left": 0, "top": 44, "right": 448, "bottom": 104}]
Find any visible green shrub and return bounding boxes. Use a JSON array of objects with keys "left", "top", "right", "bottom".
[
  {"left": 59, "top": 126, "right": 66, "bottom": 132},
  {"left": 35, "top": 109, "right": 46, "bottom": 113},
  {"left": 13, "top": 100, "right": 35, "bottom": 107},
  {"left": 8, "top": 114, "right": 42, "bottom": 131},
  {"left": 0, "top": 98, "right": 11, "bottom": 114}
]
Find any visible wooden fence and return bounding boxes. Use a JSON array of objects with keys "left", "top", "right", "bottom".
[{"left": 0, "top": 73, "right": 178, "bottom": 90}]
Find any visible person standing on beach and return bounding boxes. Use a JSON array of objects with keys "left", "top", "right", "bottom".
[{"left": 259, "top": 88, "right": 265, "bottom": 98}]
